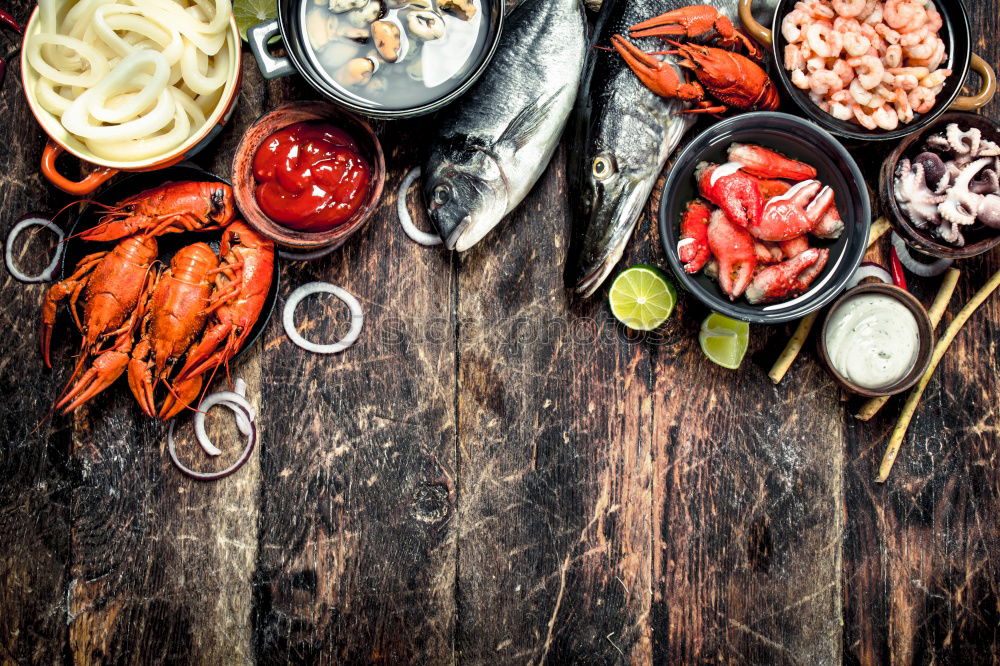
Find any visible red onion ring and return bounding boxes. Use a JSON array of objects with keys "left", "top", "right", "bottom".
[
  {"left": 397, "top": 167, "right": 442, "bottom": 246},
  {"left": 283, "top": 282, "right": 363, "bottom": 354},
  {"left": 846, "top": 262, "right": 893, "bottom": 290},
  {"left": 890, "top": 232, "right": 954, "bottom": 277},
  {"left": 5, "top": 215, "right": 64, "bottom": 283},
  {"left": 167, "top": 382, "right": 258, "bottom": 481}
]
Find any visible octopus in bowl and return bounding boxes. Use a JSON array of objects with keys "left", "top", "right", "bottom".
[
  {"left": 678, "top": 143, "right": 842, "bottom": 304},
  {"left": 894, "top": 122, "right": 1000, "bottom": 245},
  {"left": 782, "top": 0, "right": 949, "bottom": 131}
]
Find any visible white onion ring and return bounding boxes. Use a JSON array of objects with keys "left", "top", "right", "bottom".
[
  {"left": 397, "top": 167, "right": 442, "bottom": 246},
  {"left": 283, "top": 282, "right": 363, "bottom": 354},
  {"left": 5, "top": 216, "right": 65, "bottom": 283},
  {"left": 891, "top": 232, "right": 954, "bottom": 277},
  {"left": 278, "top": 244, "right": 340, "bottom": 262},
  {"left": 846, "top": 262, "right": 893, "bottom": 290},
  {"left": 167, "top": 381, "right": 257, "bottom": 480}
]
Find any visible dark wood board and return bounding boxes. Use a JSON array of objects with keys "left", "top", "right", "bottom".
[{"left": 0, "top": 0, "right": 997, "bottom": 663}]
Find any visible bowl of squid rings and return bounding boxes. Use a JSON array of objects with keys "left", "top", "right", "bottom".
[
  {"left": 21, "top": 0, "right": 242, "bottom": 195},
  {"left": 738, "top": 0, "right": 996, "bottom": 142}
]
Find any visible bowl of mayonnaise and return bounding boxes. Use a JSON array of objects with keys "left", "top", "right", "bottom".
[{"left": 818, "top": 283, "right": 935, "bottom": 398}]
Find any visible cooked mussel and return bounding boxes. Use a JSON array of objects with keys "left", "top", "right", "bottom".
[
  {"left": 338, "top": 57, "right": 377, "bottom": 85},
  {"left": 346, "top": 0, "right": 385, "bottom": 27},
  {"left": 406, "top": 10, "right": 445, "bottom": 40},
  {"left": 438, "top": 0, "right": 475, "bottom": 20},
  {"left": 372, "top": 20, "right": 403, "bottom": 63},
  {"left": 328, "top": 0, "right": 367, "bottom": 12}
]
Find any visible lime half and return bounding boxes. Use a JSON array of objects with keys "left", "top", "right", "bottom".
[
  {"left": 234, "top": 0, "right": 277, "bottom": 41},
  {"left": 608, "top": 265, "right": 677, "bottom": 331},
  {"left": 699, "top": 313, "right": 750, "bottom": 369}
]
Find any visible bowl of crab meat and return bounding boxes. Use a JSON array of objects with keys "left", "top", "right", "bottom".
[
  {"left": 660, "top": 112, "right": 870, "bottom": 324},
  {"left": 738, "top": 0, "right": 996, "bottom": 141},
  {"left": 881, "top": 112, "right": 1000, "bottom": 259}
]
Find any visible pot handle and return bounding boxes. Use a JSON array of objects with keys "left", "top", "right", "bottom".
[
  {"left": 738, "top": 0, "right": 773, "bottom": 47},
  {"left": 950, "top": 54, "right": 997, "bottom": 112},
  {"left": 41, "top": 142, "right": 117, "bottom": 195},
  {"left": 248, "top": 18, "right": 294, "bottom": 79}
]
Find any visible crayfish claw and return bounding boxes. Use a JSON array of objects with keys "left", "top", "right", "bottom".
[{"left": 56, "top": 350, "right": 130, "bottom": 413}]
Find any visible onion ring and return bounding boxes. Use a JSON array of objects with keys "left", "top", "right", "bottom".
[
  {"left": 167, "top": 383, "right": 257, "bottom": 480},
  {"left": 397, "top": 167, "right": 442, "bottom": 246},
  {"left": 891, "top": 232, "right": 954, "bottom": 277},
  {"left": 283, "top": 282, "right": 363, "bottom": 354},
  {"left": 846, "top": 262, "right": 893, "bottom": 290},
  {"left": 5, "top": 216, "right": 64, "bottom": 283}
]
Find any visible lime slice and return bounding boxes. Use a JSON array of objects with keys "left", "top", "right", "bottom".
[
  {"left": 699, "top": 313, "right": 750, "bottom": 369},
  {"left": 234, "top": 0, "right": 277, "bottom": 41},
  {"left": 608, "top": 265, "right": 677, "bottom": 331}
]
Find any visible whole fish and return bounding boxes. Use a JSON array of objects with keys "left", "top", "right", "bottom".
[
  {"left": 567, "top": 0, "right": 743, "bottom": 297},
  {"left": 423, "top": 0, "right": 587, "bottom": 252}
]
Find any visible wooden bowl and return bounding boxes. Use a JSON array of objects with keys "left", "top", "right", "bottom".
[
  {"left": 231, "top": 101, "right": 386, "bottom": 250},
  {"left": 879, "top": 112, "right": 1000, "bottom": 260},
  {"left": 818, "top": 283, "right": 935, "bottom": 398}
]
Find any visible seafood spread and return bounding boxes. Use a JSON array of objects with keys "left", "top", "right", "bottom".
[
  {"left": 567, "top": 0, "right": 707, "bottom": 297},
  {"left": 894, "top": 122, "right": 1000, "bottom": 245},
  {"left": 824, "top": 292, "right": 919, "bottom": 388},
  {"left": 679, "top": 143, "right": 840, "bottom": 304},
  {"left": 25, "top": 0, "right": 236, "bottom": 162},
  {"left": 303, "top": 0, "right": 488, "bottom": 110},
  {"left": 423, "top": 0, "right": 586, "bottom": 251},
  {"left": 781, "top": 0, "right": 950, "bottom": 131},
  {"left": 41, "top": 182, "right": 274, "bottom": 420},
  {"left": 253, "top": 121, "right": 372, "bottom": 232}
]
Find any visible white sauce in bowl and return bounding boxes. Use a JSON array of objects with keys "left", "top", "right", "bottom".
[{"left": 824, "top": 294, "right": 920, "bottom": 390}]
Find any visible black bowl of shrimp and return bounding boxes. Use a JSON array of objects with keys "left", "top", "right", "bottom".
[
  {"left": 659, "top": 112, "right": 870, "bottom": 324},
  {"left": 738, "top": 0, "right": 996, "bottom": 141}
]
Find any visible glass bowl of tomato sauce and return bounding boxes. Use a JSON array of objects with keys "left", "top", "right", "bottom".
[{"left": 232, "top": 101, "right": 385, "bottom": 251}]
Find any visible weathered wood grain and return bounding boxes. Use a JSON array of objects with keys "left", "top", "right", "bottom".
[
  {"left": 0, "top": 4, "right": 72, "bottom": 661},
  {"left": 455, "top": 147, "right": 655, "bottom": 664}
]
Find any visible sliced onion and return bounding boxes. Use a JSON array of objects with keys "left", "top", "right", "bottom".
[
  {"left": 278, "top": 244, "right": 340, "bottom": 262},
  {"left": 397, "top": 167, "right": 442, "bottom": 246},
  {"left": 167, "top": 383, "right": 258, "bottom": 481},
  {"left": 846, "top": 262, "right": 893, "bottom": 290},
  {"left": 891, "top": 232, "right": 954, "bottom": 277},
  {"left": 5, "top": 215, "right": 64, "bottom": 283},
  {"left": 283, "top": 282, "right": 363, "bottom": 354}
]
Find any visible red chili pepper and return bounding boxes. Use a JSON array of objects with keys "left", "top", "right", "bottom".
[
  {"left": 889, "top": 246, "right": 908, "bottom": 291},
  {"left": 0, "top": 10, "right": 21, "bottom": 35}
]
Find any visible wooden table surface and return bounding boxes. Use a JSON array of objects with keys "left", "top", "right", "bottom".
[{"left": 2, "top": 1, "right": 998, "bottom": 663}]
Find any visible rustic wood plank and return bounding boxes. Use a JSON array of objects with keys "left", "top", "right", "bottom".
[
  {"left": 455, "top": 147, "right": 654, "bottom": 664},
  {"left": 0, "top": 3, "right": 72, "bottom": 661},
  {"left": 250, "top": 108, "right": 458, "bottom": 662}
]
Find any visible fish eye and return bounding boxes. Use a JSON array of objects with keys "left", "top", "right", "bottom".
[
  {"left": 593, "top": 156, "right": 615, "bottom": 180},
  {"left": 433, "top": 185, "right": 451, "bottom": 205}
]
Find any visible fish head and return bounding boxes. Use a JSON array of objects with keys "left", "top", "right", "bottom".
[
  {"left": 424, "top": 143, "right": 510, "bottom": 252},
  {"left": 569, "top": 101, "right": 668, "bottom": 297}
]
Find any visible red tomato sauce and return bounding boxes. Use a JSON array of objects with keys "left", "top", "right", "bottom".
[{"left": 253, "top": 121, "right": 371, "bottom": 232}]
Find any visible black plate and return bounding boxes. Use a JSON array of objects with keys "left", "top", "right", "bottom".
[
  {"left": 61, "top": 165, "right": 281, "bottom": 363},
  {"left": 766, "top": 0, "right": 971, "bottom": 142},
  {"left": 659, "top": 112, "right": 870, "bottom": 325}
]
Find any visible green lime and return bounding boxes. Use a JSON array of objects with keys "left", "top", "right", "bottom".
[
  {"left": 699, "top": 313, "right": 750, "bottom": 369},
  {"left": 234, "top": 0, "right": 277, "bottom": 41},
  {"left": 608, "top": 265, "right": 677, "bottom": 331}
]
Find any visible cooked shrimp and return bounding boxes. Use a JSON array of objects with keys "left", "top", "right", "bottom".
[
  {"left": 833, "top": 59, "right": 856, "bottom": 85},
  {"left": 782, "top": 9, "right": 813, "bottom": 43},
  {"left": 796, "top": 1, "right": 836, "bottom": 20},
  {"left": 857, "top": 0, "right": 878, "bottom": 22},
  {"left": 884, "top": 0, "right": 925, "bottom": 31},
  {"left": 792, "top": 69, "right": 811, "bottom": 90},
  {"left": 890, "top": 73, "right": 920, "bottom": 90},
  {"left": 832, "top": 0, "right": 867, "bottom": 18},
  {"left": 908, "top": 86, "right": 935, "bottom": 113},
  {"left": 843, "top": 31, "right": 872, "bottom": 56},
  {"left": 919, "top": 68, "right": 951, "bottom": 89},
  {"left": 875, "top": 23, "right": 901, "bottom": 45},
  {"left": 853, "top": 104, "right": 878, "bottom": 130},
  {"left": 807, "top": 56, "right": 828, "bottom": 73},
  {"left": 849, "top": 78, "right": 875, "bottom": 105},
  {"left": 806, "top": 23, "right": 843, "bottom": 58},
  {"left": 924, "top": 8, "right": 942, "bottom": 32},
  {"left": 830, "top": 90, "right": 855, "bottom": 120},
  {"left": 848, "top": 55, "right": 885, "bottom": 89},
  {"left": 811, "top": 69, "right": 845, "bottom": 96},
  {"left": 873, "top": 104, "right": 899, "bottom": 130},
  {"left": 784, "top": 44, "right": 808, "bottom": 71},
  {"left": 884, "top": 44, "right": 903, "bottom": 68},
  {"left": 863, "top": 3, "right": 883, "bottom": 25},
  {"left": 905, "top": 33, "right": 938, "bottom": 60},
  {"left": 892, "top": 88, "right": 914, "bottom": 123}
]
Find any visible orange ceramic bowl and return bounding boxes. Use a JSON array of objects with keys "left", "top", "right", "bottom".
[
  {"left": 20, "top": 8, "right": 243, "bottom": 196},
  {"left": 231, "top": 101, "right": 385, "bottom": 251}
]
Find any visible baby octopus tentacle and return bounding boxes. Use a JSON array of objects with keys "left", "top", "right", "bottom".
[
  {"left": 938, "top": 157, "right": 993, "bottom": 228},
  {"left": 894, "top": 158, "right": 948, "bottom": 228}
]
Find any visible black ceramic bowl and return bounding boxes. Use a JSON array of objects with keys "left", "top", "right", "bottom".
[
  {"left": 62, "top": 166, "right": 281, "bottom": 362},
  {"left": 247, "top": 0, "right": 503, "bottom": 119},
  {"left": 738, "top": 0, "right": 997, "bottom": 142},
  {"left": 659, "top": 112, "right": 870, "bottom": 324}
]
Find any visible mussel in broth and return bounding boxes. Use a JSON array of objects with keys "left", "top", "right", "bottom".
[
  {"left": 329, "top": 0, "right": 368, "bottom": 13},
  {"left": 407, "top": 11, "right": 445, "bottom": 41},
  {"left": 338, "top": 56, "right": 377, "bottom": 85},
  {"left": 438, "top": 0, "right": 476, "bottom": 20},
  {"left": 347, "top": 0, "right": 385, "bottom": 27},
  {"left": 372, "top": 19, "right": 404, "bottom": 63}
]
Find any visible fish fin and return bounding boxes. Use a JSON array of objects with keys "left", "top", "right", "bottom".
[{"left": 497, "top": 86, "right": 566, "bottom": 152}]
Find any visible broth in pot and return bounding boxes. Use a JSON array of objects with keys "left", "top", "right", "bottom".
[{"left": 301, "top": 0, "right": 488, "bottom": 111}]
